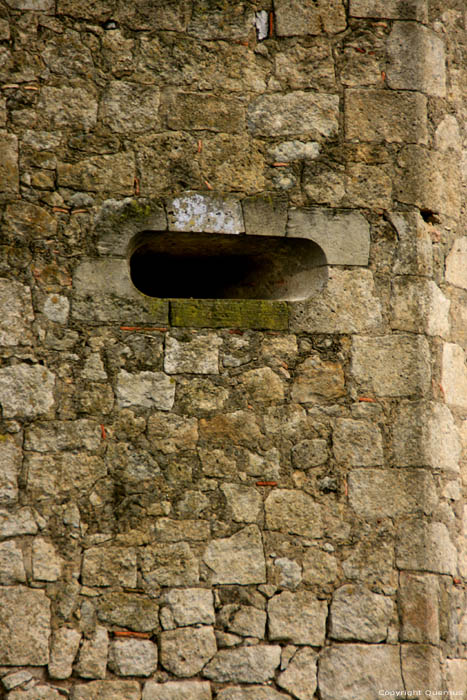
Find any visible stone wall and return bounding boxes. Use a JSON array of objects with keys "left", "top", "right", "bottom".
[{"left": 0, "top": 0, "right": 466, "bottom": 698}]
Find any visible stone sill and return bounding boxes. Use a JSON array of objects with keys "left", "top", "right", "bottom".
[{"left": 169, "top": 299, "right": 289, "bottom": 330}]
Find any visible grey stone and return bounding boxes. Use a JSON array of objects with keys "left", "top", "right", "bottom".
[
  {"left": 0, "top": 586, "right": 51, "bottom": 665},
  {"left": 329, "top": 584, "right": 393, "bottom": 642},
  {"left": 97, "top": 592, "right": 159, "bottom": 633},
  {"left": 292, "top": 355, "right": 346, "bottom": 402},
  {"left": 242, "top": 194, "right": 288, "bottom": 237},
  {"left": 0, "top": 540, "right": 26, "bottom": 584},
  {"left": 399, "top": 572, "right": 439, "bottom": 644},
  {"left": 401, "top": 645, "right": 441, "bottom": 690},
  {"left": 387, "top": 22, "right": 446, "bottom": 96},
  {"left": 5, "top": 0, "right": 53, "bottom": 9},
  {"left": 290, "top": 269, "right": 383, "bottom": 334},
  {"left": 0, "top": 436, "right": 21, "bottom": 505},
  {"left": 100, "top": 81, "right": 160, "bottom": 133},
  {"left": 109, "top": 638, "right": 158, "bottom": 677},
  {"left": 0, "top": 507, "right": 38, "bottom": 540},
  {"left": 116, "top": 370, "right": 175, "bottom": 411},
  {"left": 269, "top": 141, "right": 320, "bottom": 163},
  {"left": 222, "top": 605, "right": 267, "bottom": 639},
  {"left": 342, "top": 535, "right": 397, "bottom": 595},
  {"left": 2, "top": 670, "right": 33, "bottom": 691},
  {"left": 75, "top": 626, "right": 109, "bottom": 679},
  {"left": 390, "top": 211, "right": 433, "bottom": 277},
  {"left": 143, "top": 681, "right": 212, "bottom": 700},
  {"left": 8, "top": 687, "right": 63, "bottom": 700},
  {"left": 203, "top": 645, "right": 281, "bottom": 683},
  {"left": 274, "top": 558, "right": 302, "bottom": 590},
  {"left": 291, "top": 439, "right": 329, "bottom": 469},
  {"left": 396, "top": 520, "right": 457, "bottom": 575},
  {"left": 203, "top": 526, "right": 266, "bottom": 585},
  {"left": 162, "top": 588, "right": 215, "bottom": 626},
  {"left": 302, "top": 548, "right": 338, "bottom": 587},
  {"left": 446, "top": 660, "right": 467, "bottom": 695},
  {"left": 287, "top": 207, "right": 370, "bottom": 265},
  {"left": 277, "top": 647, "right": 317, "bottom": 700},
  {"left": 160, "top": 626, "right": 217, "bottom": 677},
  {"left": 198, "top": 449, "right": 236, "bottom": 478},
  {"left": 221, "top": 484, "right": 262, "bottom": 524},
  {"left": 333, "top": 419, "right": 383, "bottom": 466},
  {"left": 43, "top": 294, "right": 70, "bottom": 323},
  {"left": 188, "top": 1, "right": 254, "bottom": 40},
  {"left": 32, "top": 537, "right": 62, "bottom": 581},
  {"left": 72, "top": 681, "right": 140, "bottom": 700},
  {"left": 38, "top": 86, "right": 98, "bottom": 131},
  {"left": 0, "top": 132, "right": 18, "bottom": 193},
  {"left": 391, "top": 278, "right": 450, "bottom": 338},
  {"left": 248, "top": 93, "right": 339, "bottom": 139},
  {"left": 446, "top": 238, "right": 467, "bottom": 290},
  {"left": 167, "top": 192, "right": 244, "bottom": 234},
  {"left": 240, "top": 368, "right": 284, "bottom": 402},
  {"left": 318, "top": 645, "right": 404, "bottom": 700},
  {"left": 0, "top": 279, "right": 34, "bottom": 346},
  {"left": 350, "top": 0, "right": 427, "bottom": 20},
  {"left": 217, "top": 689, "right": 289, "bottom": 700},
  {"left": 177, "top": 379, "right": 228, "bottom": 413},
  {"left": 58, "top": 153, "right": 135, "bottom": 195},
  {"left": 348, "top": 469, "right": 438, "bottom": 518},
  {"left": 265, "top": 490, "right": 322, "bottom": 538},
  {"left": 345, "top": 89, "right": 427, "bottom": 144},
  {"left": 435, "top": 114, "right": 462, "bottom": 152},
  {"left": 48, "top": 627, "right": 82, "bottom": 679},
  {"left": 351, "top": 335, "right": 431, "bottom": 397},
  {"left": 164, "top": 335, "right": 221, "bottom": 374},
  {"left": 0, "top": 364, "right": 55, "bottom": 418},
  {"left": 154, "top": 518, "right": 209, "bottom": 542},
  {"left": 26, "top": 453, "right": 106, "bottom": 501},
  {"left": 25, "top": 419, "right": 101, "bottom": 452},
  {"left": 82, "top": 546, "right": 137, "bottom": 588},
  {"left": 96, "top": 197, "right": 167, "bottom": 257},
  {"left": 140, "top": 542, "right": 199, "bottom": 586},
  {"left": 442, "top": 343, "right": 467, "bottom": 410},
  {"left": 148, "top": 413, "right": 198, "bottom": 454},
  {"left": 268, "top": 591, "right": 327, "bottom": 646},
  {"left": 274, "top": 0, "right": 346, "bottom": 35}
]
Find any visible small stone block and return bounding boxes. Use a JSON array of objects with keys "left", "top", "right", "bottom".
[{"left": 170, "top": 300, "right": 289, "bottom": 330}]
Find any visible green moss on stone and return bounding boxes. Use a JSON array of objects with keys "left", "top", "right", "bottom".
[{"left": 170, "top": 299, "right": 289, "bottom": 330}]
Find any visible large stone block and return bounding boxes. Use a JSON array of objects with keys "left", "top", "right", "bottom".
[
  {"left": 0, "top": 132, "right": 18, "bottom": 193},
  {"left": 329, "top": 585, "right": 393, "bottom": 642},
  {"left": 96, "top": 197, "right": 167, "bottom": 257},
  {"left": 165, "top": 93, "right": 245, "bottom": 133},
  {"left": 242, "top": 194, "right": 288, "bottom": 237},
  {"left": 217, "top": 689, "right": 288, "bottom": 700},
  {"left": 345, "top": 89, "right": 427, "bottom": 144},
  {"left": 265, "top": 490, "right": 322, "bottom": 538},
  {"left": 148, "top": 413, "right": 198, "bottom": 454},
  {"left": 390, "top": 211, "right": 433, "bottom": 276},
  {"left": 348, "top": 469, "right": 438, "bottom": 518},
  {"left": 350, "top": 0, "right": 427, "bottom": 21},
  {"left": 396, "top": 520, "right": 457, "bottom": 575},
  {"left": 58, "top": 153, "right": 135, "bottom": 194},
  {"left": 116, "top": 370, "right": 175, "bottom": 410},
  {"left": 4, "top": 201, "right": 58, "bottom": 241},
  {"left": 26, "top": 453, "right": 106, "bottom": 501},
  {"left": 167, "top": 191, "right": 244, "bottom": 234},
  {"left": 333, "top": 419, "right": 383, "bottom": 466},
  {"left": 109, "top": 638, "right": 158, "bottom": 677},
  {"left": 82, "top": 546, "right": 137, "bottom": 588},
  {"left": 38, "top": 86, "right": 98, "bottom": 131},
  {"left": 391, "top": 278, "right": 450, "bottom": 338},
  {"left": 203, "top": 525, "right": 266, "bottom": 585},
  {"left": 0, "top": 507, "right": 38, "bottom": 540},
  {"left": 115, "top": 0, "right": 191, "bottom": 31},
  {"left": 72, "top": 681, "right": 140, "bottom": 700},
  {"left": 274, "top": 0, "right": 346, "bottom": 35},
  {"left": 0, "top": 364, "right": 55, "bottom": 418},
  {"left": 160, "top": 626, "right": 217, "bottom": 677},
  {"left": 387, "top": 22, "right": 446, "bottom": 96},
  {"left": 188, "top": 1, "right": 254, "bottom": 40},
  {"left": 200, "top": 411, "right": 261, "bottom": 448},
  {"left": 203, "top": 645, "right": 281, "bottom": 683},
  {"left": 268, "top": 591, "right": 327, "bottom": 645},
  {"left": 100, "top": 81, "right": 160, "bottom": 133},
  {"left": 401, "top": 645, "right": 441, "bottom": 690},
  {"left": 0, "top": 436, "right": 21, "bottom": 505},
  {"left": 165, "top": 335, "right": 221, "bottom": 374},
  {"left": 161, "top": 588, "right": 215, "bottom": 627},
  {"left": 75, "top": 626, "right": 109, "bottom": 679},
  {"left": 399, "top": 572, "right": 439, "bottom": 644},
  {"left": 248, "top": 92, "right": 339, "bottom": 139},
  {"left": 0, "top": 586, "right": 51, "bottom": 665},
  {"left": 277, "top": 647, "right": 317, "bottom": 700},
  {"left": 351, "top": 335, "right": 431, "bottom": 397},
  {"left": 25, "top": 420, "right": 101, "bottom": 452},
  {"left": 97, "top": 592, "right": 159, "bottom": 633},
  {"left": 0, "top": 541, "right": 26, "bottom": 584},
  {"left": 0, "top": 279, "right": 34, "bottom": 346},
  {"left": 446, "top": 237, "right": 467, "bottom": 290},
  {"left": 140, "top": 542, "right": 199, "bottom": 587},
  {"left": 441, "top": 343, "right": 467, "bottom": 409},
  {"left": 48, "top": 627, "right": 82, "bottom": 680},
  {"left": 143, "top": 681, "right": 212, "bottom": 700}
]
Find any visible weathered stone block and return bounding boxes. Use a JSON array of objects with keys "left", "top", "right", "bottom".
[
  {"left": 75, "top": 626, "right": 108, "bottom": 680},
  {"left": 0, "top": 436, "right": 21, "bottom": 505},
  {"left": 0, "top": 586, "right": 51, "bottom": 665},
  {"left": 140, "top": 542, "right": 199, "bottom": 587},
  {"left": 0, "top": 364, "right": 55, "bottom": 418},
  {"left": 188, "top": 1, "right": 254, "bottom": 40},
  {"left": 165, "top": 93, "right": 245, "bottom": 133},
  {"left": 329, "top": 584, "right": 393, "bottom": 642},
  {"left": 48, "top": 627, "right": 81, "bottom": 680},
  {"left": 342, "top": 534, "right": 397, "bottom": 594},
  {"left": 318, "top": 645, "right": 403, "bottom": 700},
  {"left": 203, "top": 525, "right": 266, "bottom": 585},
  {"left": 302, "top": 548, "right": 338, "bottom": 587},
  {"left": 167, "top": 191, "right": 244, "bottom": 234},
  {"left": 0, "top": 507, "right": 38, "bottom": 540},
  {"left": 291, "top": 439, "right": 329, "bottom": 469},
  {"left": 6, "top": 0, "right": 53, "bottom": 8},
  {"left": 351, "top": 335, "right": 431, "bottom": 397},
  {"left": 148, "top": 413, "right": 198, "bottom": 454},
  {"left": 43, "top": 294, "right": 69, "bottom": 323},
  {"left": 32, "top": 537, "right": 62, "bottom": 581},
  {"left": 348, "top": 469, "right": 438, "bottom": 518},
  {"left": 96, "top": 197, "right": 167, "bottom": 257},
  {"left": 222, "top": 605, "right": 267, "bottom": 638},
  {"left": 401, "top": 644, "right": 441, "bottom": 690},
  {"left": 391, "top": 277, "right": 450, "bottom": 338},
  {"left": 165, "top": 335, "right": 221, "bottom": 374},
  {"left": 248, "top": 92, "right": 339, "bottom": 139},
  {"left": 97, "top": 592, "right": 159, "bottom": 633},
  {"left": 116, "top": 370, "right": 175, "bottom": 410},
  {"left": 58, "top": 153, "right": 135, "bottom": 195},
  {"left": 0, "top": 132, "right": 18, "bottom": 193},
  {"left": 25, "top": 419, "right": 101, "bottom": 452},
  {"left": 265, "top": 490, "right": 322, "bottom": 538},
  {"left": 160, "top": 626, "right": 217, "bottom": 677},
  {"left": 446, "top": 237, "right": 467, "bottom": 290},
  {"left": 446, "top": 660, "right": 467, "bottom": 695},
  {"left": 345, "top": 89, "right": 427, "bottom": 144},
  {"left": 240, "top": 368, "right": 284, "bottom": 403},
  {"left": 396, "top": 520, "right": 457, "bottom": 575},
  {"left": 72, "top": 681, "right": 140, "bottom": 700},
  {"left": 268, "top": 591, "right": 327, "bottom": 645},
  {"left": 399, "top": 572, "right": 439, "bottom": 644},
  {"left": 143, "top": 681, "right": 212, "bottom": 700},
  {"left": 242, "top": 195, "right": 288, "bottom": 237},
  {"left": 38, "top": 86, "right": 98, "bottom": 131},
  {"left": 387, "top": 22, "right": 445, "bottom": 96},
  {"left": 109, "top": 638, "right": 158, "bottom": 677},
  {"left": 333, "top": 419, "right": 383, "bottom": 466},
  {"left": 162, "top": 588, "right": 215, "bottom": 627},
  {"left": 200, "top": 411, "right": 261, "bottom": 447},
  {"left": 441, "top": 343, "right": 467, "bottom": 409},
  {"left": 81, "top": 546, "right": 137, "bottom": 588},
  {"left": 4, "top": 202, "right": 57, "bottom": 242},
  {"left": 290, "top": 269, "right": 382, "bottom": 334},
  {"left": 287, "top": 207, "right": 370, "bottom": 265},
  {"left": 274, "top": 0, "right": 346, "bottom": 35},
  {"left": 0, "top": 540, "right": 26, "bottom": 584},
  {"left": 217, "top": 689, "right": 288, "bottom": 700},
  {"left": 221, "top": 484, "right": 262, "bottom": 524},
  {"left": 154, "top": 518, "right": 209, "bottom": 543},
  {"left": 350, "top": 0, "right": 427, "bottom": 21},
  {"left": 390, "top": 211, "right": 433, "bottom": 276},
  {"left": 277, "top": 647, "right": 318, "bottom": 700},
  {"left": 345, "top": 162, "right": 393, "bottom": 209},
  {"left": 26, "top": 453, "right": 106, "bottom": 501},
  {"left": 203, "top": 645, "right": 281, "bottom": 683},
  {"left": 8, "top": 687, "right": 63, "bottom": 700},
  {"left": 0, "top": 279, "right": 34, "bottom": 346},
  {"left": 101, "top": 81, "right": 160, "bottom": 133},
  {"left": 170, "top": 300, "right": 289, "bottom": 331},
  {"left": 115, "top": 0, "right": 191, "bottom": 31}
]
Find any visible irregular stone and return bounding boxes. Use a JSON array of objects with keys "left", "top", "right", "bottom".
[
  {"left": 387, "top": 22, "right": 445, "bottom": 96},
  {"left": 164, "top": 335, "right": 221, "bottom": 374},
  {"left": 302, "top": 547, "right": 338, "bottom": 587},
  {"left": 162, "top": 588, "right": 215, "bottom": 627},
  {"left": 100, "top": 81, "right": 160, "bottom": 133},
  {"left": 82, "top": 546, "right": 137, "bottom": 588},
  {"left": 350, "top": 0, "right": 427, "bottom": 20},
  {"left": 0, "top": 586, "right": 50, "bottom": 665},
  {"left": 164, "top": 93, "right": 245, "bottom": 133},
  {"left": 0, "top": 279, "right": 34, "bottom": 346},
  {"left": 268, "top": 591, "right": 327, "bottom": 645},
  {"left": 140, "top": 542, "right": 199, "bottom": 586},
  {"left": 277, "top": 647, "right": 318, "bottom": 700},
  {"left": 38, "top": 86, "right": 98, "bottom": 131},
  {"left": 72, "top": 681, "right": 140, "bottom": 700},
  {"left": 265, "top": 490, "right": 322, "bottom": 538},
  {"left": 342, "top": 534, "right": 397, "bottom": 594},
  {"left": 274, "top": 558, "right": 302, "bottom": 590},
  {"left": 48, "top": 627, "right": 82, "bottom": 679},
  {"left": 5, "top": 0, "right": 53, "bottom": 8},
  {"left": 26, "top": 453, "right": 106, "bottom": 501},
  {"left": 203, "top": 525, "right": 266, "bottom": 585},
  {"left": 401, "top": 644, "right": 441, "bottom": 690},
  {"left": 0, "top": 540, "right": 26, "bottom": 584},
  {"left": 446, "top": 237, "right": 467, "bottom": 290},
  {"left": 291, "top": 439, "right": 329, "bottom": 469},
  {"left": 75, "top": 626, "right": 109, "bottom": 679},
  {"left": 351, "top": 335, "right": 431, "bottom": 397},
  {"left": 349, "top": 469, "right": 438, "bottom": 518},
  {"left": 115, "top": 0, "right": 191, "bottom": 31},
  {"left": 395, "top": 520, "right": 457, "bottom": 575},
  {"left": 59, "top": 152, "right": 135, "bottom": 195},
  {"left": 287, "top": 207, "right": 370, "bottom": 265},
  {"left": 240, "top": 368, "right": 284, "bottom": 402},
  {"left": 222, "top": 605, "right": 267, "bottom": 639},
  {"left": 333, "top": 419, "right": 383, "bottom": 466},
  {"left": 188, "top": 1, "right": 254, "bottom": 40},
  {"left": 109, "top": 638, "right": 158, "bottom": 677},
  {"left": 292, "top": 356, "right": 345, "bottom": 402},
  {"left": 25, "top": 419, "right": 101, "bottom": 452},
  {"left": 441, "top": 343, "right": 467, "bottom": 409},
  {"left": 242, "top": 194, "right": 288, "bottom": 237},
  {"left": 148, "top": 413, "right": 198, "bottom": 453},
  {"left": 143, "top": 680, "right": 212, "bottom": 700},
  {"left": 4, "top": 203, "right": 57, "bottom": 242},
  {"left": 329, "top": 584, "right": 393, "bottom": 642},
  {"left": 0, "top": 436, "right": 21, "bottom": 505},
  {"left": 345, "top": 89, "right": 427, "bottom": 144},
  {"left": 198, "top": 449, "right": 236, "bottom": 478},
  {"left": 399, "top": 572, "right": 439, "bottom": 644},
  {"left": 217, "top": 689, "right": 288, "bottom": 700},
  {"left": 221, "top": 484, "right": 262, "bottom": 524},
  {"left": 318, "top": 645, "right": 403, "bottom": 700},
  {"left": 274, "top": 0, "right": 346, "bottom": 35},
  {"left": 200, "top": 411, "right": 262, "bottom": 447},
  {"left": 263, "top": 404, "right": 310, "bottom": 442},
  {"left": 0, "top": 364, "right": 55, "bottom": 418},
  {"left": 96, "top": 197, "right": 167, "bottom": 257},
  {"left": 244, "top": 448, "right": 280, "bottom": 481},
  {"left": 32, "top": 538, "right": 62, "bottom": 581},
  {"left": 2, "top": 670, "right": 33, "bottom": 691},
  {"left": 177, "top": 379, "right": 228, "bottom": 413},
  {"left": 0, "top": 131, "right": 18, "bottom": 193},
  {"left": 203, "top": 645, "right": 281, "bottom": 683},
  {"left": 390, "top": 210, "right": 433, "bottom": 276},
  {"left": 154, "top": 518, "right": 209, "bottom": 542},
  {"left": 270, "top": 141, "right": 320, "bottom": 163},
  {"left": 116, "top": 370, "right": 175, "bottom": 411},
  {"left": 43, "top": 294, "right": 69, "bottom": 323},
  {"left": 0, "top": 507, "right": 38, "bottom": 539},
  {"left": 160, "top": 626, "right": 217, "bottom": 677},
  {"left": 167, "top": 191, "right": 244, "bottom": 233},
  {"left": 8, "top": 687, "right": 63, "bottom": 700},
  {"left": 248, "top": 92, "right": 339, "bottom": 139},
  {"left": 97, "top": 592, "right": 159, "bottom": 633},
  {"left": 290, "top": 269, "right": 383, "bottom": 334}
]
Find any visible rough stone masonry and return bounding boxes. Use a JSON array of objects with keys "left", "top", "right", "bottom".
[{"left": 0, "top": 0, "right": 466, "bottom": 698}]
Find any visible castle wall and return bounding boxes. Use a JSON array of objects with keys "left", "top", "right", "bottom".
[{"left": 0, "top": 0, "right": 466, "bottom": 697}]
